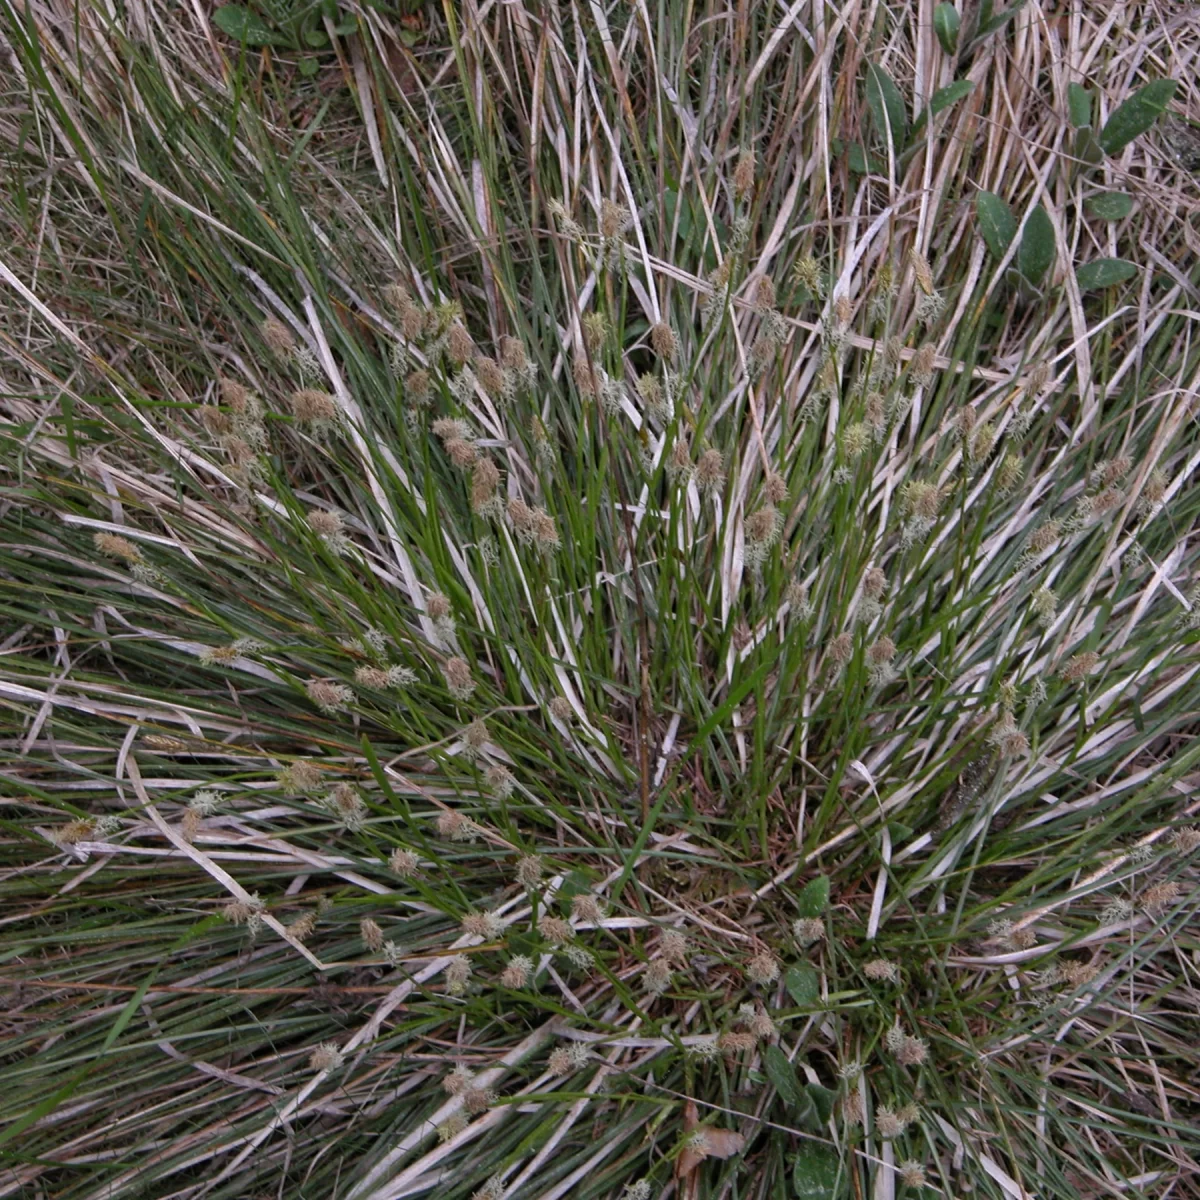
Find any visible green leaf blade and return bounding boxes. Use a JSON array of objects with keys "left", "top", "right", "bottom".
[
  {"left": 795, "top": 874, "right": 830, "bottom": 917},
  {"left": 976, "top": 191, "right": 1017, "bottom": 258},
  {"left": 1086, "top": 191, "right": 1134, "bottom": 220},
  {"left": 786, "top": 963, "right": 820, "bottom": 1006},
  {"left": 865, "top": 63, "right": 908, "bottom": 155},
  {"left": 933, "top": 3, "right": 960, "bottom": 54},
  {"left": 1018, "top": 204, "right": 1056, "bottom": 285},
  {"left": 212, "top": 4, "right": 284, "bottom": 46},
  {"left": 1099, "top": 79, "right": 1178, "bottom": 155},
  {"left": 1076, "top": 258, "right": 1138, "bottom": 291}
]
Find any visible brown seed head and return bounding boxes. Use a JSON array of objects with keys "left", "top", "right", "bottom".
[
  {"left": 650, "top": 321, "right": 678, "bottom": 360},
  {"left": 755, "top": 276, "right": 777, "bottom": 311},
  {"left": 1030, "top": 521, "right": 1061, "bottom": 553},
  {"left": 733, "top": 148, "right": 756, "bottom": 199},
  {"left": 538, "top": 915, "right": 572, "bottom": 945},
  {"left": 828, "top": 632, "right": 854, "bottom": 667},
  {"left": 500, "top": 336, "right": 527, "bottom": 371},
  {"left": 763, "top": 472, "right": 789, "bottom": 505},
  {"left": 354, "top": 665, "right": 391, "bottom": 689},
  {"left": 695, "top": 448, "right": 726, "bottom": 491},
  {"left": 910, "top": 249, "right": 934, "bottom": 295},
  {"left": 405, "top": 369, "right": 431, "bottom": 404},
  {"left": 1060, "top": 651, "right": 1100, "bottom": 682},
  {"left": 445, "top": 438, "right": 479, "bottom": 470},
  {"left": 427, "top": 591, "right": 451, "bottom": 620},
  {"left": 361, "top": 917, "right": 385, "bottom": 952},
  {"left": 475, "top": 355, "right": 505, "bottom": 397},
  {"left": 308, "top": 509, "right": 343, "bottom": 537},
  {"left": 863, "top": 567, "right": 887, "bottom": 599},
  {"left": 94, "top": 532, "right": 142, "bottom": 563},
  {"left": 447, "top": 323, "right": 474, "bottom": 365},
  {"left": 582, "top": 312, "right": 609, "bottom": 352},
  {"left": 599, "top": 198, "right": 629, "bottom": 239},
  {"left": 745, "top": 505, "right": 781, "bottom": 545},
  {"left": 289, "top": 389, "right": 337, "bottom": 422},
  {"left": 867, "top": 636, "right": 896, "bottom": 665},
  {"left": 262, "top": 315, "right": 296, "bottom": 355},
  {"left": 443, "top": 657, "right": 474, "bottom": 699}
]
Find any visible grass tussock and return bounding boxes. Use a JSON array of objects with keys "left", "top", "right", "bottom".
[{"left": 1, "top": 1, "right": 1200, "bottom": 1197}]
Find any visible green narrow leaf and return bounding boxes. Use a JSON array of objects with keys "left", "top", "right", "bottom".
[
  {"left": 805, "top": 1082, "right": 836, "bottom": 1124},
  {"left": 1073, "top": 126, "right": 1105, "bottom": 165},
  {"left": 212, "top": 4, "right": 284, "bottom": 45},
  {"left": 763, "top": 1044, "right": 807, "bottom": 1109},
  {"left": 1086, "top": 191, "right": 1134, "bottom": 220},
  {"left": 975, "top": 191, "right": 1017, "bottom": 258},
  {"left": 1067, "top": 82, "right": 1093, "bottom": 128},
  {"left": 795, "top": 874, "right": 830, "bottom": 917},
  {"left": 913, "top": 81, "right": 975, "bottom": 134},
  {"left": 975, "top": 0, "right": 1028, "bottom": 41},
  {"left": 933, "top": 3, "right": 960, "bottom": 54},
  {"left": 1099, "top": 79, "right": 1178, "bottom": 155},
  {"left": 931, "top": 79, "right": 975, "bottom": 114},
  {"left": 1075, "top": 258, "right": 1138, "bottom": 291},
  {"left": 1018, "top": 204, "right": 1056, "bottom": 285},
  {"left": 865, "top": 63, "right": 908, "bottom": 155},
  {"left": 793, "top": 1142, "right": 846, "bottom": 1199},
  {"left": 785, "top": 963, "right": 820, "bottom": 1006}
]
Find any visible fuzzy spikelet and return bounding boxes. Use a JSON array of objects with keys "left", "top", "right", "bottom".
[
  {"left": 515, "top": 854, "right": 541, "bottom": 887},
  {"left": 309, "top": 1042, "right": 344, "bottom": 1072},
  {"left": 447, "top": 323, "right": 474, "bottom": 365},
  {"left": 361, "top": 917, "right": 385, "bottom": 952},
  {"left": 650, "top": 321, "right": 678, "bottom": 359},
  {"left": 94, "top": 532, "right": 143, "bottom": 563},
  {"left": 695, "top": 448, "right": 726, "bottom": 495},
  {"left": 445, "top": 955, "right": 473, "bottom": 995},
  {"left": 462, "top": 910, "right": 504, "bottom": 940},
  {"left": 745, "top": 950, "right": 780, "bottom": 986},
  {"left": 1170, "top": 827, "right": 1200, "bottom": 854},
  {"left": 863, "top": 958, "right": 899, "bottom": 982},
  {"left": 322, "top": 782, "right": 367, "bottom": 830},
  {"left": 389, "top": 847, "right": 420, "bottom": 876},
  {"left": 1060, "top": 651, "right": 1100, "bottom": 681},
  {"left": 571, "top": 893, "right": 605, "bottom": 924},
  {"left": 436, "top": 810, "right": 479, "bottom": 842},
  {"left": 644, "top": 959, "right": 672, "bottom": 994},
  {"left": 827, "top": 632, "right": 853, "bottom": 670},
  {"left": 538, "top": 915, "right": 573, "bottom": 945},
  {"left": 278, "top": 760, "right": 323, "bottom": 793},
  {"left": 1140, "top": 881, "right": 1181, "bottom": 916},
  {"left": 443, "top": 657, "right": 475, "bottom": 700},
  {"left": 793, "top": 917, "right": 825, "bottom": 947},
  {"left": 261, "top": 315, "right": 296, "bottom": 355},
  {"left": 500, "top": 955, "right": 534, "bottom": 988},
  {"left": 289, "top": 389, "right": 337, "bottom": 423},
  {"left": 306, "top": 679, "right": 353, "bottom": 714}
]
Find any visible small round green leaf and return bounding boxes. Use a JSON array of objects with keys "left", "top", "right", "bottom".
[
  {"left": 933, "top": 3, "right": 960, "bottom": 55},
  {"left": 795, "top": 874, "right": 830, "bottom": 917},
  {"left": 1067, "top": 82, "right": 1093, "bottom": 129},
  {"left": 786, "top": 963, "right": 820, "bottom": 1006},
  {"left": 1086, "top": 192, "right": 1134, "bottom": 220},
  {"left": 793, "top": 1142, "right": 847, "bottom": 1199},
  {"left": 865, "top": 63, "right": 908, "bottom": 154},
  {"left": 212, "top": 4, "right": 284, "bottom": 45},
  {"left": 1075, "top": 258, "right": 1138, "bottom": 291},
  {"left": 976, "top": 191, "right": 1017, "bottom": 258},
  {"left": 1018, "top": 204, "right": 1056, "bottom": 286},
  {"left": 764, "top": 1044, "right": 808, "bottom": 1110},
  {"left": 1099, "top": 79, "right": 1178, "bottom": 155}
]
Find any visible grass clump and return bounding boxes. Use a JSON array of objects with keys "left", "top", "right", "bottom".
[{"left": 1, "top": 2, "right": 1199, "bottom": 1198}]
